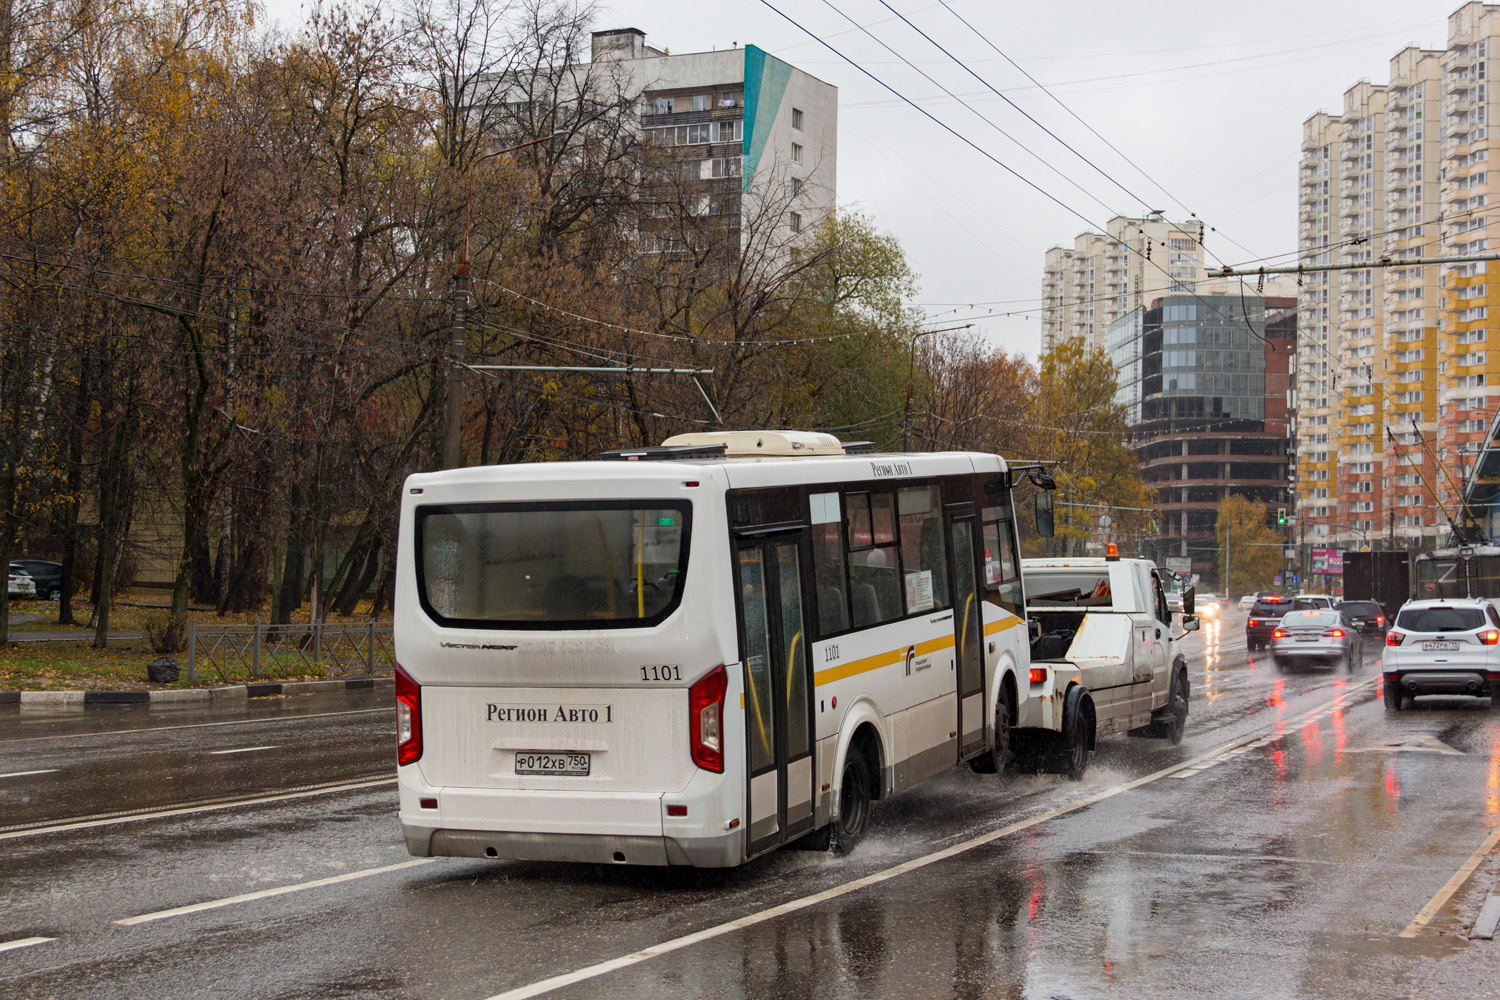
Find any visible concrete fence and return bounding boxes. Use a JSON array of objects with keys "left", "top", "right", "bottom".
[{"left": 185, "top": 620, "right": 394, "bottom": 683}]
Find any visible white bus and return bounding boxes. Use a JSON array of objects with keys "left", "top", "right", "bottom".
[{"left": 394, "top": 430, "right": 1053, "bottom": 867}]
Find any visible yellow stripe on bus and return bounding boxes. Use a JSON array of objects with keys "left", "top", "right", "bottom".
[
  {"left": 812, "top": 634, "right": 956, "bottom": 688},
  {"left": 983, "top": 614, "right": 1023, "bottom": 636}
]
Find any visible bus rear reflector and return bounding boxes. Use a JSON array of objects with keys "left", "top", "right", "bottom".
[
  {"left": 396, "top": 664, "right": 422, "bottom": 766},
  {"left": 689, "top": 665, "right": 727, "bottom": 773}
]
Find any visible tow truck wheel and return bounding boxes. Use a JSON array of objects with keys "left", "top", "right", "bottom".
[
  {"left": 830, "top": 749, "right": 872, "bottom": 855},
  {"left": 1053, "top": 696, "right": 1093, "bottom": 780},
  {"left": 1165, "top": 669, "right": 1189, "bottom": 746},
  {"left": 969, "top": 684, "right": 1014, "bottom": 774}
]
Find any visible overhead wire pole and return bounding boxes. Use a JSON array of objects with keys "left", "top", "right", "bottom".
[
  {"left": 1212, "top": 251, "right": 1500, "bottom": 279},
  {"left": 903, "top": 323, "right": 972, "bottom": 449}
]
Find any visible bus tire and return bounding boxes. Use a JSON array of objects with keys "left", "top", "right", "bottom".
[
  {"left": 969, "top": 681, "right": 1014, "bottom": 774},
  {"left": 830, "top": 748, "right": 873, "bottom": 855}
]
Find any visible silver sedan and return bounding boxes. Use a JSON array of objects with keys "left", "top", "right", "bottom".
[{"left": 1270, "top": 609, "right": 1361, "bottom": 672}]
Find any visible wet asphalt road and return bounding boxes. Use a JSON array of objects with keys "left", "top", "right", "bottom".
[{"left": 1, "top": 610, "right": 1498, "bottom": 999}]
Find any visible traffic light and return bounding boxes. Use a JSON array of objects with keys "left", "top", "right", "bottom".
[{"left": 1276, "top": 508, "right": 1287, "bottom": 525}]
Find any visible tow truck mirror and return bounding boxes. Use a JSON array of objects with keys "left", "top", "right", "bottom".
[
  {"left": 1183, "top": 585, "right": 1195, "bottom": 615},
  {"left": 1026, "top": 617, "right": 1042, "bottom": 644},
  {"left": 1181, "top": 614, "right": 1199, "bottom": 632},
  {"left": 1034, "top": 489, "right": 1054, "bottom": 538}
]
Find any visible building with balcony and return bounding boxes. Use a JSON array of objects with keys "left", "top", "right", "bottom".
[
  {"left": 1040, "top": 214, "right": 1207, "bottom": 351},
  {"left": 587, "top": 28, "right": 837, "bottom": 257}
]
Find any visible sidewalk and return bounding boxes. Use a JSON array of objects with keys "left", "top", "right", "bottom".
[{"left": 0, "top": 676, "right": 393, "bottom": 707}]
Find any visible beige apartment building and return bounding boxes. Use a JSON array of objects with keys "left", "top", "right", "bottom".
[
  {"left": 1295, "top": 3, "right": 1500, "bottom": 559},
  {"left": 1041, "top": 214, "right": 1207, "bottom": 351}
]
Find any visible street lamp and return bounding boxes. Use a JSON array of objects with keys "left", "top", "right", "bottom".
[{"left": 444, "top": 129, "right": 570, "bottom": 470}]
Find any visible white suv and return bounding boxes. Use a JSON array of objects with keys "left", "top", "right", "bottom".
[{"left": 1382, "top": 598, "right": 1500, "bottom": 710}]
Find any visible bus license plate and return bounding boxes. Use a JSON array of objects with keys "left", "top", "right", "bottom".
[
  {"left": 1423, "top": 640, "right": 1460, "bottom": 651},
  {"left": 515, "top": 752, "right": 590, "bottom": 776}
]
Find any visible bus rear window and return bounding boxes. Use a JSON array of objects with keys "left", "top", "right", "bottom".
[{"left": 416, "top": 501, "right": 691, "bottom": 629}]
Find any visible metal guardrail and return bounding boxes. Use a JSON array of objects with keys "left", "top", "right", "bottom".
[{"left": 185, "top": 620, "right": 394, "bottom": 684}]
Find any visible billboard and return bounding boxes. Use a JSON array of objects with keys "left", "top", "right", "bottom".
[
  {"left": 1165, "top": 557, "right": 1193, "bottom": 574},
  {"left": 1310, "top": 548, "right": 1344, "bottom": 575}
]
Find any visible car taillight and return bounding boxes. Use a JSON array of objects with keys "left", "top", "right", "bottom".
[
  {"left": 1376, "top": 615, "right": 1385, "bottom": 625},
  {"left": 396, "top": 664, "right": 422, "bottom": 766},
  {"left": 1386, "top": 632, "right": 1405, "bottom": 647},
  {"left": 1324, "top": 629, "right": 1345, "bottom": 638},
  {"left": 1479, "top": 630, "right": 1499, "bottom": 646},
  {"left": 689, "top": 665, "right": 728, "bottom": 773},
  {"left": 1248, "top": 619, "right": 1259, "bottom": 628},
  {"left": 1272, "top": 629, "right": 1285, "bottom": 638}
]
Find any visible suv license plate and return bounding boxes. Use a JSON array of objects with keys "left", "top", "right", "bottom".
[
  {"left": 515, "top": 752, "right": 590, "bottom": 776},
  {"left": 1423, "top": 640, "right": 1460, "bottom": 651}
]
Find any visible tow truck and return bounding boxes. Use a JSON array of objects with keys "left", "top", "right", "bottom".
[{"left": 1011, "top": 546, "right": 1197, "bottom": 777}]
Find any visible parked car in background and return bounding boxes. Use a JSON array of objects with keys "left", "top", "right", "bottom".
[
  {"left": 1246, "top": 595, "right": 1292, "bottom": 651},
  {"left": 1334, "top": 599, "right": 1387, "bottom": 640},
  {"left": 1238, "top": 595, "right": 1256, "bottom": 610},
  {"left": 11, "top": 559, "right": 62, "bottom": 601},
  {"left": 1269, "top": 609, "right": 1360, "bottom": 672},
  {"left": 7, "top": 563, "right": 36, "bottom": 599},
  {"left": 1383, "top": 599, "right": 1500, "bottom": 710}
]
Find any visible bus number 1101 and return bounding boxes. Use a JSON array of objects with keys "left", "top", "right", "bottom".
[{"left": 640, "top": 665, "right": 683, "bottom": 682}]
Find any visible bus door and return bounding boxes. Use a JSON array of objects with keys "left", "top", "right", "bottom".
[
  {"left": 735, "top": 532, "right": 816, "bottom": 855},
  {"left": 946, "top": 510, "right": 986, "bottom": 757}
]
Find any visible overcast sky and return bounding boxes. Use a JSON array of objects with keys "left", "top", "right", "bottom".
[{"left": 260, "top": 0, "right": 1452, "bottom": 357}]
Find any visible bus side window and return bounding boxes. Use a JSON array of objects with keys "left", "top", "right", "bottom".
[
  {"left": 810, "top": 492, "right": 850, "bottom": 635},
  {"left": 846, "top": 490, "right": 901, "bottom": 627},
  {"left": 980, "top": 514, "right": 1022, "bottom": 617},
  {"left": 897, "top": 486, "right": 949, "bottom": 613}
]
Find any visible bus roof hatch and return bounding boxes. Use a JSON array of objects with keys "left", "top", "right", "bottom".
[{"left": 661, "top": 430, "right": 847, "bottom": 457}]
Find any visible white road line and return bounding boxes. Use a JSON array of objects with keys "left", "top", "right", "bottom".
[
  {"left": 0, "top": 769, "right": 60, "bottom": 779},
  {"left": 0, "top": 936, "right": 55, "bottom": 954},
  {"left": 481, "top": 677, "right": 1380, "bottom": 1000},
  {"left": 115, "top": 859, "right": 437, "bottom": 926},
  {"left": 0, "top": 777, "right": 395, "bottom": 842},
  {"left": 1400, "top": 824, "right": 1500, "bottom": 938},
  {"left": 210, "top": 746, "right": 280, "bottom": 755},
  {"left": 0, "top": 708, "right": 390, "bottom": 745}
]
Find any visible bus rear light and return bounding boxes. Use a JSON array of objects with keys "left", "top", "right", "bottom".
[
  {"left": 1028, "top": 667, "right": 1047, "bottom": 684},
  {"left": 1480, "top": 631, "right": 1499, "bottom": 646},
  {"left": 689, "top": 665, "right": 728, "bottom": 773},
  {"left": 1386, "top": 632, "right": 1405, "bottom": 647},
  {"left": 396, "top": 664, "right": 422, "bottom": 766}
]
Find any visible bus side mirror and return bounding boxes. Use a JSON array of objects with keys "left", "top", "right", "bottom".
[
  {"left": 1035, "top": 490, "right": 1054, "bottom": 538},
  {"left": 1183, "top": 585, "right": 1195, "bottom": 615}
]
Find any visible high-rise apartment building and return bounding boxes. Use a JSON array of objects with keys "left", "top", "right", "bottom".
[
  {"left": 587, "top": 29, "right": 837, "bottom": 256},
  {"left": 1295, "top": 4, "right": 1500, "bottom": 561},
  {"left": 1041, "top": 214, "right": 1207, "bottom": 351}
]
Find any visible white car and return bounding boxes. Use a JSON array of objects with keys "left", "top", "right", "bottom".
[
  {"left": 7, "top": 563, "right": 36, "bottom": 599},
  {"left": 1293, "top": 593, "right": 1334, "bottom": 610},
  {"left": 1382, "top": 598, "right": 1500, "bottom": 710},
  {"left": 1238, "top": 595, "right": 1256, "bottom": 611}
]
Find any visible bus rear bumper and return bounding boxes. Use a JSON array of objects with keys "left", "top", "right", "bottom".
[{"left": 405, "top": 827, "right": 742, "bottom": 867}]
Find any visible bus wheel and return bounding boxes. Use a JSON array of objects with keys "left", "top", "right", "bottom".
[
  {"left": 830, "top": 750, "right": 872, "bottom": 855},
  {"left": 969, "top": 684, "right": 1013, "bottom": 774}
]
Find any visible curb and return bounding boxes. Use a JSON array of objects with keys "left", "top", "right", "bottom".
[{"left": 4, "top": 677, "right": 392, "bottom": 708}]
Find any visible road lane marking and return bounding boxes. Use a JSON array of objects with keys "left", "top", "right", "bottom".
[
  {"left": 0, "top": 708, "right": 390, "bottom": 745},
  {"left": 0, "top": 936, "right": 55, "bottom": 953},
  {"left": 481, "top": 677, "right": 1381, "bottom": 1000},
  {"left": 115, "top": 859, "right": 437, "bottom": 926},
  {"left": 210, "top": 746, "right": 280, "bottom": 755},
  {"left": 1400, "top": 824, "right": 1500, "bottom": 938},
  {"left": 0, "top": 769, "right": 59, "bottom": 779},
  {"left": 0, "top": 776, "right": 395, "bottom": 841}
]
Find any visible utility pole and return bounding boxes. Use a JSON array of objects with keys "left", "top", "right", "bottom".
[
  {"left": 444, "top": 269, "right": 469, "bottom": 470},
  {"left": 902, "top": 324, "right": 970, "bottom": 450},
  {"left": 1224, "top": 524, "right": 1230, "bottom": 600}
]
